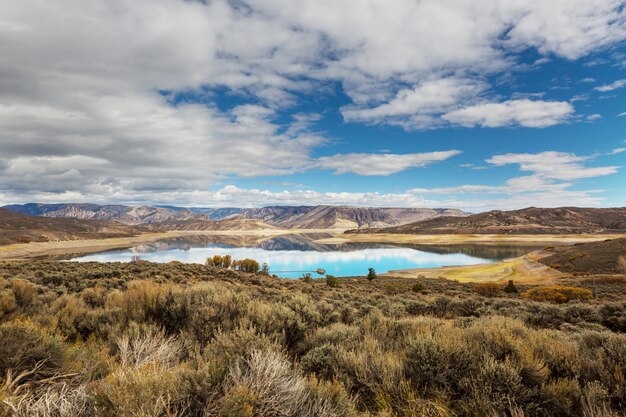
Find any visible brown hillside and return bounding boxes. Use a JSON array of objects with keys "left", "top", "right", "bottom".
[
  {"left": 539, "top": 238, "right": 626, "bottom": 275},
  {"left": 0, "top": 208, "right": 140, "bottom": 245},
  {"left": 147, "top": 217, "right": 277, "bottom": 232},
  {"left": 362, "top": 207, "right": 626, "bottom": 235}
]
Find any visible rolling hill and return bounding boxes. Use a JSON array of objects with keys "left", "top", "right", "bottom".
[
  {"left": 148, "top": 217, "right": 278, "bottom": 232},
  {"left": 539, "top": 238, "right": 626, "bottom": 275},
  {"left": 3, "top": 203, "right": 467, "bottom": 229},
  {"left": 0, "top": 208, "right": 141, "bottom": 245},
  {"left": 359, "top": 207, "right": 626, "bottom": 235}
]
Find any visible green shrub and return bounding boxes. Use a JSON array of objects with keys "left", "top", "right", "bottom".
[
  {"left": 411, "top": 283, "right": 424, "bottom": 293},
  {"left": 367, "top": 268, "right": 377, "bottom": 281},
  {"left": 326, "top": 275, "right": 339, "bottom": 288},
  {"left": 503, "top": 280, "right": 519, "bottom": 294}
]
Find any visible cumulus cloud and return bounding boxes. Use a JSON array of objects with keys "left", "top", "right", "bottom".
[
  {"left": 1, "top": 0, "right": 626, "bottom": 204},
  {"left": 442, "top": 100, "right": 574, "bottom": 128},
  {"left": 316, "top": 150, "right": 462, "bottom": 175}
]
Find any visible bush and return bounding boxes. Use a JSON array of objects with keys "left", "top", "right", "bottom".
[
  {"left": 411, "top": 283, "right": 424, "bottom": 293},
  {"left": 473, "top": 282, "right": 499, "bottom": 297},
  {"left": 326, "top": 275, "right": 339, "bottom": 288},
  {"left": 522, "top": 286, "right": 593, "bottom": 303}
]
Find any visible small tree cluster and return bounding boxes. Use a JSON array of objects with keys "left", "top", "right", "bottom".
[
  {"left": 232, "top": 258, "right": 260, "bottom": 273},
  {"left": 522, "top": 286, "right": 593, "bottom": 303},
  {"left": 206, "top": 255, "right": 232, "bottom": 268}
]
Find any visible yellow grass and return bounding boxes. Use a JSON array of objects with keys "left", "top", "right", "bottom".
[{"left": 385, "top": 254, "right": 566, "bottom": 284}]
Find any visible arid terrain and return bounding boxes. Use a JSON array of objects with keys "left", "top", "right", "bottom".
[
  {"left": 0, "top": 208, "right": 141, "bottom": 246},
  {"left": 0, "top": 254, "right": 624, "bottom": 416},
  {"left": 357, "top": 207, "right": 626, "bottom": 235},
  {"left": 3, "top": 203, "right": 468, "bottom": 230}
]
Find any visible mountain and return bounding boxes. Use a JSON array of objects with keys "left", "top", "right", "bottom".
[
  {"left": 361, "top": 207, "right": 626, "bottom": 235},
  {"left": 3, "top": 203, "right": 467, "bottom": 229},
  {"left": 262, "top": 206, "right": 467, "bottom": 229},
  {"left": 0, "top": 208, "right": 140, "bottom": 245},
  {"left": 3, "top": 203, "right": 206, "bottom": 225}
]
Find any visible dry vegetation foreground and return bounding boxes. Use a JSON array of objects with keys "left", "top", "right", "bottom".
[{"left": 0, "top": 260, "right": 625, "bottom": 417}]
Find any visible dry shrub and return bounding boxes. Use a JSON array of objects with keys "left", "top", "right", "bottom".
[
  {"left": 207, "top": 349, "right": 354, "bottom": 417},
  {"left": 5, "top": 383, "right": 92, "bottom": 417},
  {"left": 522, "top": 286, "right": 593, "bottom": 303},
  {"left": 474, "top": 282, "right": 500, "bottom": 297},
  {"left": 10, "top": 279, "right": 37, "bottom": 308},
  {"left": 0, "top": 290, "right": 17, "bottom": 319},
  {"left": 106, "top": 280, "right": 170, "bottom": 322},
  {"left": 80, "top": 286, "right": 107, "bottom": 308},
  {"left": 116, "top": 327, "right": 181, "bottom": 369},
  {"left": 95, "top": 364, "right": 188, "bottom": 417}
]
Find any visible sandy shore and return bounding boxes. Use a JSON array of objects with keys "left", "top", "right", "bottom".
[
  {"left": 313, "top": 232, "right": 626, "bottom": 246},
  {"left": 0, "top": 229, "right": 338, "bottom": 260},
  {"left": 383, "top": 249, "right": 565, "bottom": 283}
]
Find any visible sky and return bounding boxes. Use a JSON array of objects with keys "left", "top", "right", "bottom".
[{"left": 0, "top": 0, "right": 625, "bottom": 212}]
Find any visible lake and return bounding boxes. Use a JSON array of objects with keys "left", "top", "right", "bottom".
[{"left": 71, "top": 234, "right": 544, "bottom": 278}]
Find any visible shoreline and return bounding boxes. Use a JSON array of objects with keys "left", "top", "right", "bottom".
[
  {"left": 383, "top": 249, "right": 565, "bottom": 283},
  {"left": 0, "top": 229, "right": 340, "bottom": 260},
  {"left": 313, "top": 232, "right": 626, "bottom": 246}
]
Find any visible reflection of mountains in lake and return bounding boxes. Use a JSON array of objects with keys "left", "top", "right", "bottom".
[
  {"left": 130, "top": 234, "right": 541, "bottom": 261},
  {"left": 400, "top": 243, "right": 547, "bottom": 260}
]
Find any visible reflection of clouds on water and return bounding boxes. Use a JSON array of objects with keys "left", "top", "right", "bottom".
[{"left": 74, "top": 245, "right": 493, "bottom": 277}]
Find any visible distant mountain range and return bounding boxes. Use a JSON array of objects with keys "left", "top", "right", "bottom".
[
  {"left": 2, "top": 203, "right": 468, "bottom": 229},
  {"left": 360, "top": 207, "right": 626, "bottom": 234},
  {"left": 0, "top": 208, "right": 140, "bottom": 245}
]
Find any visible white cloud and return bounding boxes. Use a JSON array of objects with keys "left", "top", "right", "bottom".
[
  {"left": 341, "top": 78, "right": 486, "bottom": 128},
  {"left": 618, "top": 112, "right": 626, "bottom": 117},
  {"left": 595, "top": 79, "right": 626, "bottom": 92},
  {"left": 316, "top": 150, "right": 462, "bottom": 175},
  {"left": 1, "top": 0, "right": 626, "bottom": 204},
  {"left": 587, "top": 113, "right": 603, "bottom": 121},
  {"left": 443, "top": 100, "right": 574, "bottom": 128},
  {"left": 486, "top": 151, "right": 619, "bottom": 180}
]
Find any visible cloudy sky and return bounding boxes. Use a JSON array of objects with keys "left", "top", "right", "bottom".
[{"left": 1, "top": 0, "right": 625, "bottom": 211}]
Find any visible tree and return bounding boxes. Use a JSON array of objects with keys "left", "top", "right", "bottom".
[
  {"left": 367, "top": 267, "right": 377, "bottom": 282},
  {"left": 326, "top": 274, "right": 339, "bottom": 288},
  {"left": 260, "top": 263, "right": 270, "bottom": 276},
  {"left": 503, "top": 280, "right": 519, "bottom": 293}
]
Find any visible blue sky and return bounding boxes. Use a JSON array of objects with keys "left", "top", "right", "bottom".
[{"left": 0, "top": 0, "right": 625, "bottom": 211}]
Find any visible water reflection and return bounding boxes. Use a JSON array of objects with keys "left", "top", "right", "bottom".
[{"left": 71, "top": 234, "right": 541, "bottom": 278}]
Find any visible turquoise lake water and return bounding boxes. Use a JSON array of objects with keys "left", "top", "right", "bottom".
[{"left": 71, "top": 235, "right": 541, "bottom": 278}]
